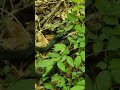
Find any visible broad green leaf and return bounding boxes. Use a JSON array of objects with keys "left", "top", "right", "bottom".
[
  {"left": 44, "top": 83, "right": 52, "bottom": 89},
  {"left": 72, "top": 72, "right": 78, "bottom": 79},
  {"left": 75, "top": 24, "right": 85, "bottom": 33},
  {"left": 47, "top": 52, "right": 60, "bottom": 58},
  {"left": 103, "top": 16, "right": 118, "bottom": 25},
  {"left": 56, "top": 77, "right": 65, "bottom": 87},
  {"left": 43, "top": 65, "right": 53, "bottom": 77},
  {"left": 51, "top": 74, "right": 61, "bottom": 82},
  {"left": 61, "top": 55, "right": 67, "bottom": 62},
  {"left": 67, "top": 56, "right": 74, "bottom": 67},
  {"left": 54, "top": 44, "right": 66, "bottom": 51},
  {"left": 88, "top": 23, "right": 102, "bottom": 32},
  {"left": 57, "top": 61, "right": 66, "bottom": 72},
  {"left": 72, "top": 6, "right": 79, "bottom": 12},
  {"left": 111, "top": 69, "right": 120, "bottom": 84},
  {"left": 87, "top": 31, "right": 97, "bottom": 40},
  {"left": 63, "top": 85, "right": 69, "bottom": 90},
  {"left": 37, "top": 60, "right": 54, "bottom": 67},
  {"left": 80, "top": 41, "right": 85, "bottom": 48},
  {"left": 109, "top": 58, "right": 120, "bottom": 69},
  {"left": 8, "top": 79, "right": 35, "bottom": 90},
  {"left": 80, "top": 66, "right": 85, "bottom": 72},
  {"left": 95, "top": 0, "right": 120, "bottom": 15},
  {"left": 74, "top": 42, "right": 78, "bottom": 49},
  {"left": 62, "top": 48, "right": 70, "bottom": 55},
  {"left": 70, "top": 85, "right": 84, "bottom": 90},
  {"left": 108, "top": 36, "right": 120, "bottom": 50},
  {"left": 95, "top": 0, "right": 110, "bottom": 13},
  {"left": 72, "top": 0, "right": 84, "bottom": 4},
  {"left": 93, "top": 39, "right": 103, "bottom": 53},
  {"left": 109, "top": 58, "right": 120, "bottom": 83},
  {"left": 74, "top": 56, "right": 81, "bottom": 68},
  {"left": 80, "top": 51, "right": 85, "bottom": 61},
  {"left": 94, "top": 70, "right": 112, "bottom": 90},
  {"left": 65, "top": 25, "right": 74, "bottom": 31},
  {"left": 85, "top": 74, "right": 93, "bottom": 90},
  {"left": 77, "top": 79, "right": 85, "bottom": 86},
  {"left": 67, "top": 13, "right": 76, "bottom": 21},
  {"left": 96, "top": 61, "right": 107, "bottom": 70}
]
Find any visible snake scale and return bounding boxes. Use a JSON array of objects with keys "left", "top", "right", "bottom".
[{"left": 35, "top": 32, "right": 67, "bottom": 52}]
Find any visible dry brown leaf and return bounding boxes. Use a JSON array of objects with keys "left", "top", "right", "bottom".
[
  {"left": 35, "top": 31, "right": 48, "bottom": 47},
  {"left": 0, "top": 17, "right": 32, "bottom": 50}
]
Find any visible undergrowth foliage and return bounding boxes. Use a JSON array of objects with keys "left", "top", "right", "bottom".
[
  {"left": 86, "top": 0, "right": 120, "bottom": 90},
  {"left": 35, "top": 0, "right": 85, "bottom": 90}
]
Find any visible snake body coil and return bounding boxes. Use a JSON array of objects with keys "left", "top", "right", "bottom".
[{"left": 36, "top": 32, "right": 67, "bottom": 52}]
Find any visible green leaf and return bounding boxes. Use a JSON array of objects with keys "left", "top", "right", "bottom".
[
  {"left": 72, "top": 0, "right": 84, "bottom": 4},
  {"left": 67, "top": 13, "right": 76, "bottom": 21},
  {"left": 80, "top": 66, "right": 85, "bottom": 72},
  {"left": 80, "top": 41, "right": 85, "bottom": 48},
  {"left": 65, "top": 25, "right": 74, "bottom": 31},
  {"left": 87, "top": 31, "right": 97, "bottom": 40},
  {"left": 62, "top": 48, "right": 70, "bottom": 55},
  {"left": 111, "top": 69, "right": 120, "bottom": 84},
  {"left": 74, "top": 56, "right": 81, "bottom": 68},
  {"left": 63, "top": 85, "right": 69, "bottom": 90},
  {"left": 8, "top": 79, "right": 35, "bottom": 90},
  {"left": 93, "top": 39, "right": 103, "bottom": 53},
  {"left": 70, "top": 85, "right": 84, "bottom": 90},
  {"left": 88, "top": 23, "right": 102, "bottom": 32},
  {"left": 108, "top": 58, "right": 120, "bottom": 83},
  {"left": 96, "top": 61, "right": 107, "bottom": 70},
  {"left": 43, "top": 65, "right": 53, "bottom": 77},
  {"left": 95, "top": 0, "right": 120, "bottom": 15},
  {"left": 47, "top": 52, "right": 60, "bottom": 58},
  {"left": 44, "top": 83, "right": 52, "bottom": 89},
  {"left": 80, "top": 51, "right": 85, "bottom": 61},
  {"left": 85, "top": 74, "right": 93, "bottom": 90},
  {"left": 108, "top": 36, "right": 120, "bottom": 50},
  {"left": 37, "top": 60, "right": 54, "bottom": 67},
  {"left": 75, "top": 24, "right": 85, "bottom": 33},
  {"left": 57, "top": 61, "right": 66, "bottom": 72},
  {"left": 67, "top": 56, "right": 74, "bottom": 67},
  {"left": 77, "top": 79, "right": 85, "bottom": 86},
  {"left": 61, "top": 55, "right": 67, "bottom": 62},
  {"left": 56, "top": 77, "right": 65, "bottom": 87},
  {"left": 51, "top": 74, "right": 61, "bottom": 82},
  {"left": 72, "top": 72, "right": 78, "bottom": 79},
  {"left": 74, "top": 42, "right": 78, "bottom": 49},
  {"left": 54, "top": 44, "right": 66, "bottom": 51},
  {"left": 103, "top": 16, "right": 118, "bottom": 25},
  {"left": 95, "top": 0, "right": 110, "bottom": 13},
  {"left": 94, "top": 70, "right": 111, "bottom": 90},
  {"left": 109, "top": 58, "right": 120, "bottom": 69}
]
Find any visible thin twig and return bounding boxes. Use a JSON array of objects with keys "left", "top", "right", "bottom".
[
  {"left": 9, "top": 0, "right": 14, "bottom": 10},
  {"left": 0, "top": 8, "right": 33, "bottom": 44},
  {"left": 40, "top": 0, "right": 64, "bottom": 26},
  {"left": 6, "top": 71, "right": 32, "bottom": 90},
  {"left": 86, "top": 49, "right": 108, "bottom": 58},
  {"left": 11, "top": 2, "right": 34, "bottom": 14},
  {"left": 1, "top": 0, "right": 6, "bottom": 18}
]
